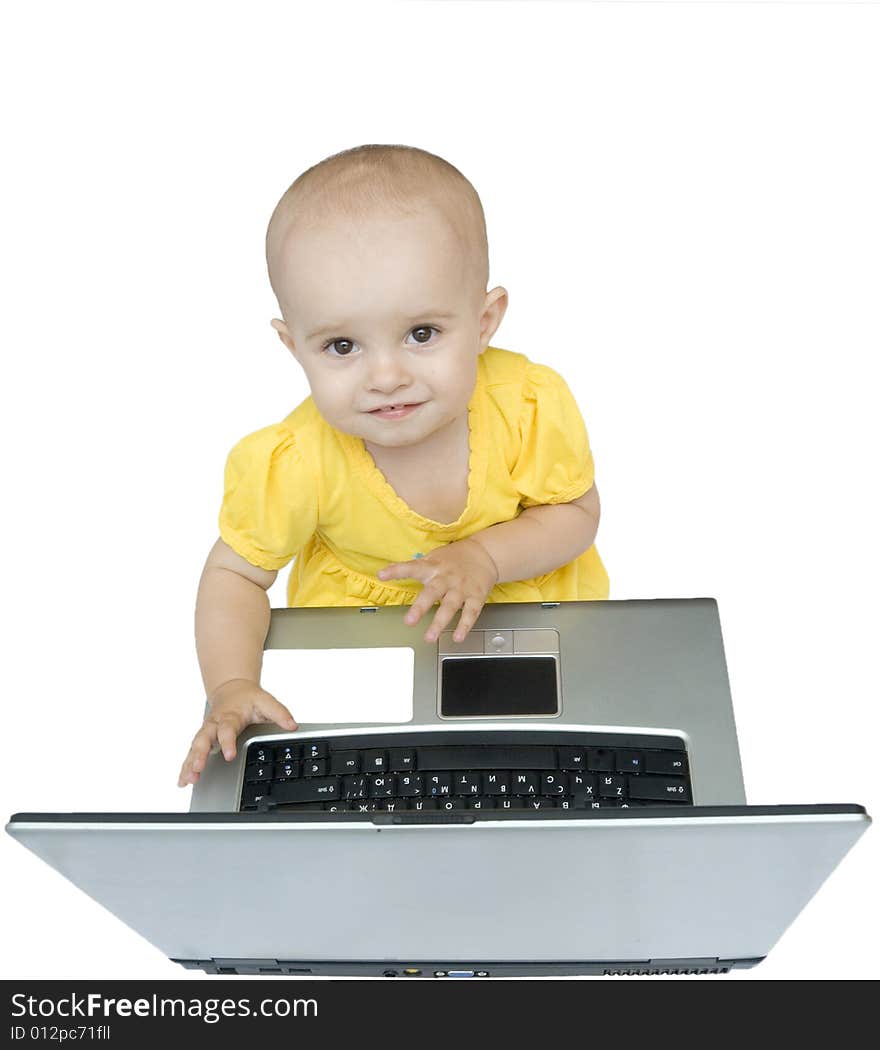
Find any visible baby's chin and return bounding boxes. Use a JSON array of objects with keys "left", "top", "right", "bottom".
[{"left": 351, "top": 420, "right": 431, "bottom": 448}]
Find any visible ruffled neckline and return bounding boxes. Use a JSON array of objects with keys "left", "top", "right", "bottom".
[{"left": 338, "top": 357, "right": 488, "bottom": 533}]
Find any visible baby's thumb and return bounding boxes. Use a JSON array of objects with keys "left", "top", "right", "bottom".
[{"left": 266, "top": 696, "right": 298, "bottom": 731}]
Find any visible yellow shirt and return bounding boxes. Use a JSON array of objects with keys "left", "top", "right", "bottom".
[{"left": 219, "top": 345, "right": 610, "bottom": 607}]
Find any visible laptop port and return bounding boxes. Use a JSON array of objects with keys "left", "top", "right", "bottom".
[
  {"left": 403, "top": 969, "right": 422, "bottom": 976},
  {"left": 446, "top": 970, "right": 476, "bottom": 978}
]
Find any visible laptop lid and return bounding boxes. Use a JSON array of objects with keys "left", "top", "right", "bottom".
[{"left": 6, "top": 806, "right": 869, "bottom": 977}]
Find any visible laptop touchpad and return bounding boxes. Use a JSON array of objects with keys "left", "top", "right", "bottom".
[{"left": 441, "top": 656, "right": 559, "bottom": 717}]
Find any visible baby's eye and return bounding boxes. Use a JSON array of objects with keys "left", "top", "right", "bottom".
[
  {"left": 406, "top": 326, "right": 438, "bottom": 345},
  {"left": 323, "top": 338, "right": 359, "bottom": 357}
]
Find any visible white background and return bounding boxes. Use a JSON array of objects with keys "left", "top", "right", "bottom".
[{"left": 1, "top": 0, "right": 878, "bottom": 981}]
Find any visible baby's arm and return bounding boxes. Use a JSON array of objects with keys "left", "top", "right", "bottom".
[
  {"left": 177, "top": 538, "right": 297, "bottom": 787},
  {"left": 470, "top": 484, "right": 601, "bottom": 583},
  {"left": 378, "top": 485, "right": 601, "bottom": 643}
]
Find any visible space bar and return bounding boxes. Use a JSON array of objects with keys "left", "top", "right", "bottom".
[
  {"left": 417, "top": 746, "right": 556, "bottom": 770},
  {"left": 269, "top": 777, "right": 341, "bottom": 804}
]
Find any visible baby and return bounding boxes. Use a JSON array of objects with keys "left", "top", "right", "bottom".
[{"left": 178, "top": 144, "right": 609, "bottom": 787}]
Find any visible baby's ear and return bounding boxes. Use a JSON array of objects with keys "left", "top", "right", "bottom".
[
  {"left": 480, "top": 286, "right": 509, "bottom": 347},
  {"left": 271, "top": 318, "right": 297, "bottom": 355}
]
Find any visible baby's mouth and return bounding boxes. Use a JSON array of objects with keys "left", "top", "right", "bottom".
[{"left": 368, "top": 402, "right": 424, "bottom": 416}]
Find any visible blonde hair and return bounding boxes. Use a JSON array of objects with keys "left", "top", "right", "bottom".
[{"left": 266, "top": 144, "right": 489, "bottom": 303}]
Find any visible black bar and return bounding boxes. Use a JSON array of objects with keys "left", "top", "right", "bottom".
[{"left": 416, "top": 746, "right": 557, "bottom": 770}]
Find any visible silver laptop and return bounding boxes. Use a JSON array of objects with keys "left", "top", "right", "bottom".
[{"left": 6, "top": 598, "right": 870, "bottom": 977}]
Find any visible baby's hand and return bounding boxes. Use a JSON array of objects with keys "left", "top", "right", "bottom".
[
  {"left": 178, "top": 678, "right": 297, "bottom": 787},
  {"left": 377, "top": 538, "right": 499, "bottom": 643}
]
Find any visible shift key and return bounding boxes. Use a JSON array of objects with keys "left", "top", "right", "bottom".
[
  {"left": 270, "top": 777, "right": 341, "bottom": 804},
  {"left": 628, "top": 776, "right": 691, "bottom": 803}
]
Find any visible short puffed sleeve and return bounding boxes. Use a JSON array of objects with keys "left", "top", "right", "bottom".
[
  {"left": 510, "top": 362, "right": 595, "bottom": 508},
  {"left": 218, "top": 423, "right": 318, "bottom": 571}
]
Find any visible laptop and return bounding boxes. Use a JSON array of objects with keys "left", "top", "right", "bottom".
[{"left": 6, "top": 598, "right": 870, "bottom": 977}]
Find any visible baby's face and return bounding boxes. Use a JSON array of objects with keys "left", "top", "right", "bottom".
[{"left": 271, "top": 207, "right": 506, "bottom": 450}]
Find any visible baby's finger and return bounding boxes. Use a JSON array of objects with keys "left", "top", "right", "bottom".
[
  {"left": 260, "top": 696, "right": 298, "bottom": 732},
  {"left": 179, "top": 724, "right": 217, "bottom": 786},
  {"left": 188, "top": 724, "right": 217, "bottom": 769},
  {"left": 403, "top": 579, "right": 445, "bottom": 626},
  {"left": 177, "top": 756, "right": 193, "bottom": 788},
  {"left": 378, "top": 560, "right": 427, "bottom": 583},
  {"left": 378, "top": 558, "right": 434, "bottom": 583},
  {"left": 216, "top": 715, "right": 244, "bottom": 761},
  {"left": 424, "top": 590, "right": 465, "bottom": 643},
  {"left": 451, "top": 597, "right": 485, "bottom": 643}
]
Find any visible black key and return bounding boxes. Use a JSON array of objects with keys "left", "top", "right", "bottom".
[
  {"left": 428, "top": 773, "right": 452, "bottom": 797},
  {"left": 541, "top": 771, "right": 568, "bottom": 796},
  {"left": 270, "top": 776, "right": 341, "bottom": 804},
  {"left": 438, "top": 798, "right": 467, "bottom": 811},
  {"left": 587, "top": 748, "right": 615, "bottom": 771},
  {"left": 644, "top": 751, "right": 689, "bottom": 776},
  {"left": 331, "top": 751, "right": 361, "bottom": 775},
  {"left": 512, "top": 772, "right": 539, "bottom": 796},
  {"left": 483, "top": 772, "right": 510, "bottom": 795},
  {"left": 241, "top": 782, "right": 270, "bottom": 806},
  {"left": 250, "top": 745, "right": 274, "bottom": 765},
  {"left": 589, "top": 800, "right": 618, "bottom": 809},
  {"left": 615, "top": 750, "right": 643, "bottom": 774},
  {"left": 369, "top": 774, "right": 396, "bottom": 798},
  {"left": 412, "top": 799, "right": 439, "bottom": 811},
  {"left": 245, "top": 763, "right": 274, "bottom": 783},
  {"left": 324, "top": 802, "right": 347, "bottom": 812},
  {"left": 570, "top": 772, "right": 597, "bottom": 799},
  {"left": 397, "top": 773, "right": 424, "bottom": 797},
  {"left": 380, "top": 799, "right": 410, "bottom": 812},
  {"left": 467, "top": 797, "right": 496, "bottom": 809},
  {"left": 303, "top": 758, "right": 328, "bottom": 777},
  {"left": 304, "top": 742, "right": 328, "bottom": 760},
  {"left": 628, "top": 775, "right": 691, "bottom": 802},
  {"left": 417, "top": 746, "right": 556, "bottom": 771},
  {"left": 363, "top": 749, "right": 388, "bottom": 772},
  {"left": 558, "top": 748, "right": 587, "bottom": 770},
  {"left": 389, "top": 748, "right": 417, "bottom": 771},
  {"left": 275, "top": 744, "right": 299, "bottom": 762},
  {"left": 527, "top": 798, "right": 556, "bottom": 810},
  {"left": 349, "top": 801, "right": 377, "bottom": 812},
  {"left": 343, "top": 774, "right": 368, "bottom": 800},
  {"left": 558, "top": 797, "right": 575, "bottom": 810},
  {"left": 498, "top": 797, "right": 528, "bottom": 810},
  {"left": 454, "top": 773, "right": 482, "bottom": 796},
  {"left": 598, "top": 774, "right": 627, "bottom": 798},
  {"left": 277, "top": 760, "right": 300, "bottom": 780}
]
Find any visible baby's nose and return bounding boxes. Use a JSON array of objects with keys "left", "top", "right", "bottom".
[{"left": 366, "top": 349, "right": 412, "bottom": 392}]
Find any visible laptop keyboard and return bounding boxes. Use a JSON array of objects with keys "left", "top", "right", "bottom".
[{"left": 239, "top": 731, "right": 692, "bottom": 814}]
